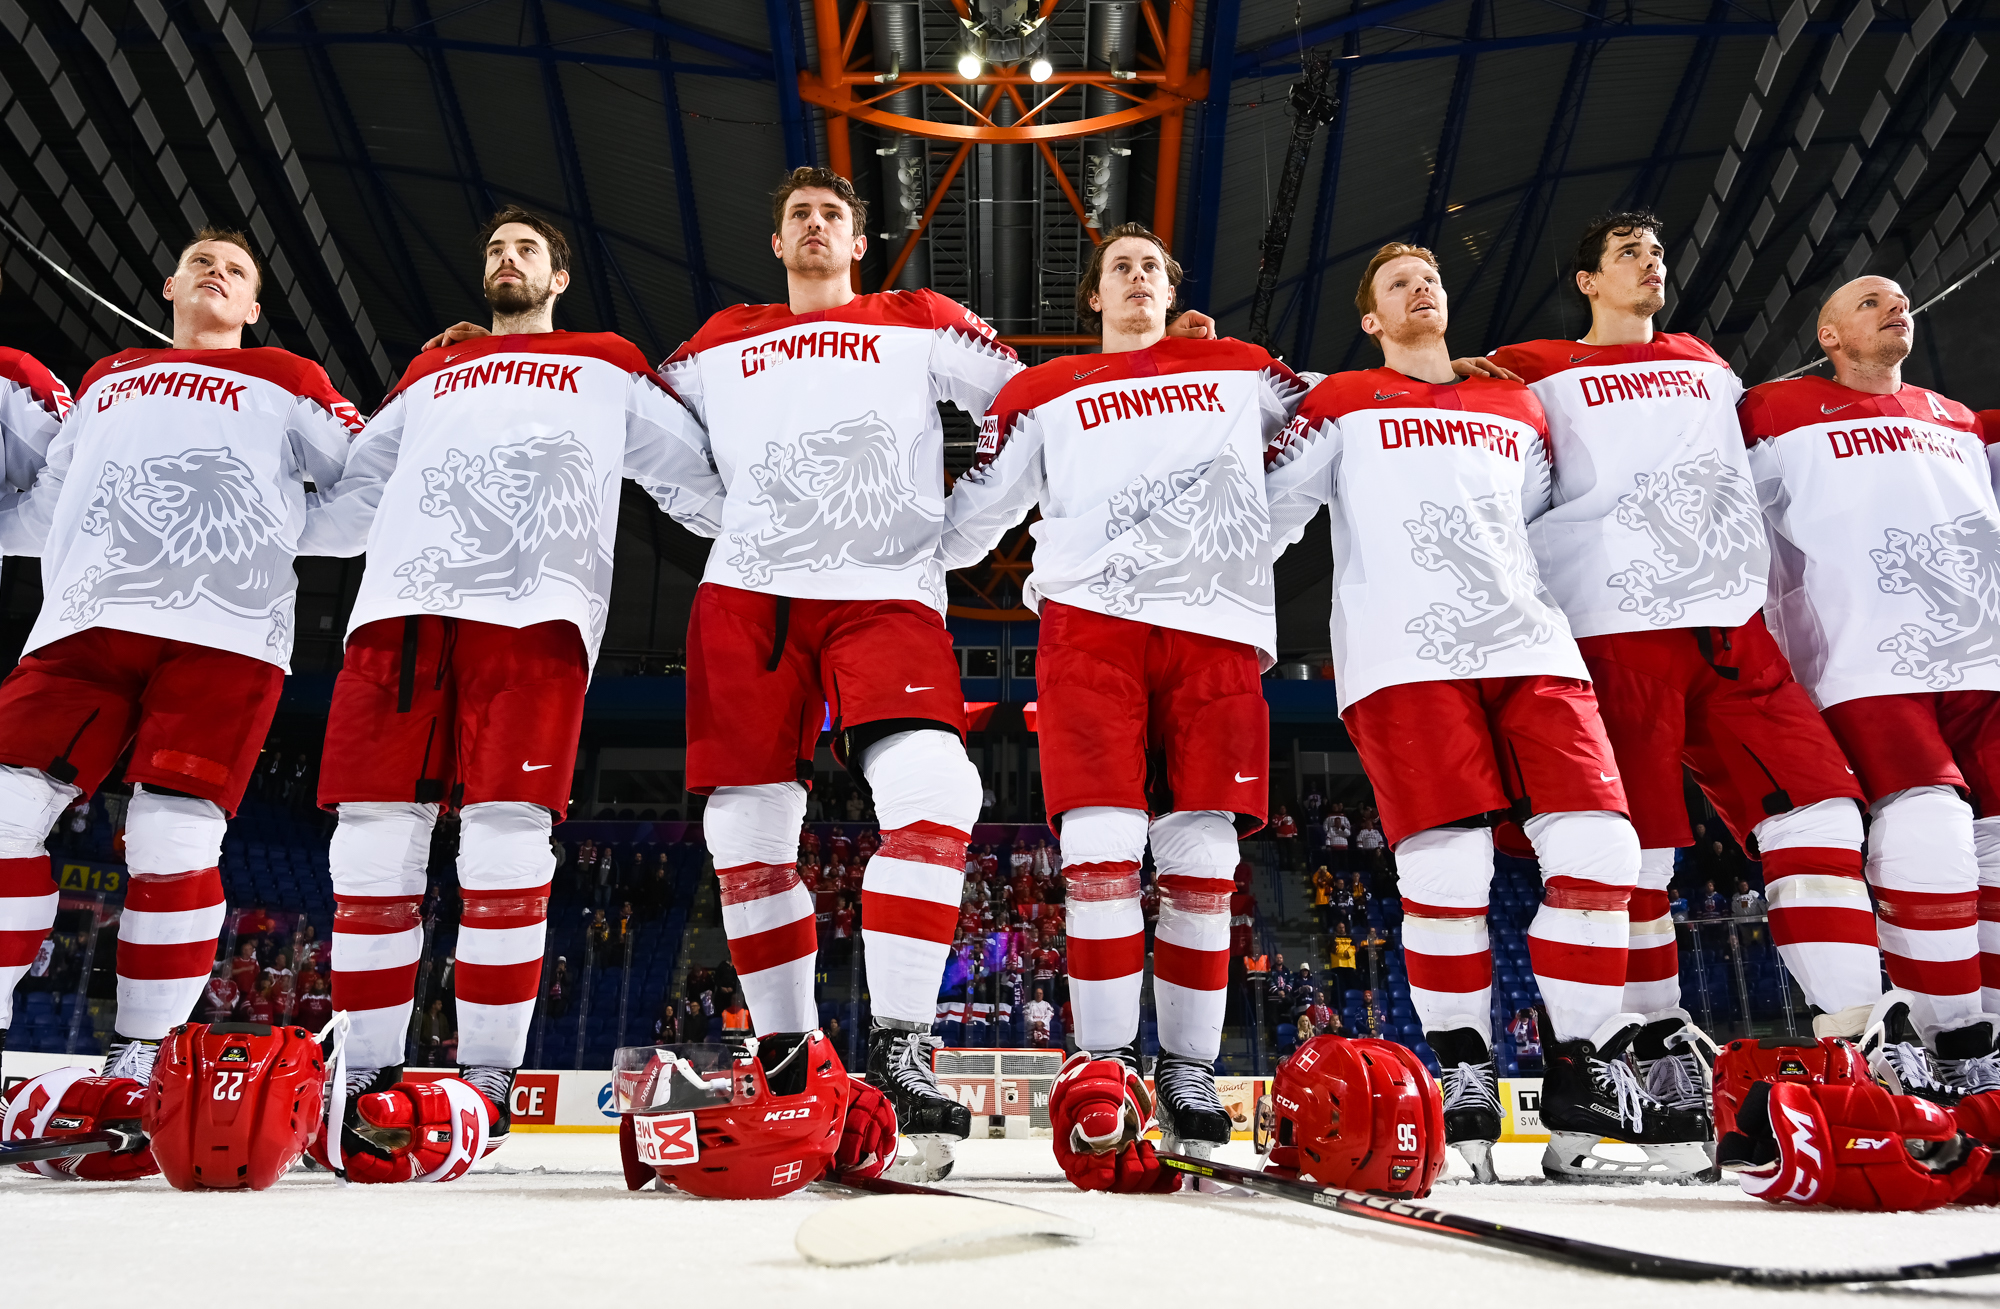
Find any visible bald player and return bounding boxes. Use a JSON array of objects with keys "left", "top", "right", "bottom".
[{"left": 1739, "top": 276, "right": 2000, "bottom": 1099}]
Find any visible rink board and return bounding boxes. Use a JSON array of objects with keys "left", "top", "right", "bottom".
[{"left": 2, "top": 1049, "right": 1553, "bottom": 1142}]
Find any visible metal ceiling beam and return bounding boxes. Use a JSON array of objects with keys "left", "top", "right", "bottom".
[
  {"left": 767, "top": 0, "right": 813, "bottom": 169},
  {"left": 1619, "top": 0, "right": 1731, "bottom": 212},
  {"left": 248, "top": 30, "right": 764, "bottom": 77},
  {"left": 1185, "top": 0, "right": 1244, "bottom": 311},
  {"left": 1291, "top": 28, "right": 1359, "bottom": 368},
  {"left": 408, "top": 0, "right": 499, "bottom": 229},
  {"left": 1414, "top": 0, "right": 1485, "bottom": 252},
  {"left": 530, "top": 0, "right": 620, "bottom": 331},
  {"left": 542, "top": 0, "right": 773, "bottom": 73},
  {"left": 1236, "top": 0, "right": 1455, "bottom": 72},
  {"left": 654, "top": 24, "right": 718, "bottom": 320}
]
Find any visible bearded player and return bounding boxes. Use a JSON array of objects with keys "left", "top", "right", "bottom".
[
  {"left": 0, "top": 231, "right": 360, "bottom": 1130},
  {"left": 938, "top": 224, "right": 1305, "bottom": 1184},
  {"left": 1482, "top": 213, "right": 1887, "bottom": 1144},
  {"left": 1266, "top": 243, "right": 1708, "bottom": 1183},
  {"left": 1740, "top": 276, "right": 2000, "bottom": 1100},
  {"left": 302, "top": 207, "right": 724, "bottom": 1181}
]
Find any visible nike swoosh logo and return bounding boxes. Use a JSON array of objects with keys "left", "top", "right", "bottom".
[
  {"left": 521, "top": 762, "right": 552, "bottom": 772},
  {"left": 1600, "top": 772, "right": 1618, "bottom": 782},
  {"left": 113, "top": 356, "right": 145, "bottom": 368},
  {"left": 1569, "top": 351, "right": 1603, "bottom": 364},
  {"left": 1845, "top": 766, "right": 1855, "bottom": 774},
  {"left": 1822, "top": 402, "right": 1855, "bottom": 415},
  {"left": 1235, "top": 773, "right": 1260, "bottom": 783},
  {"left": 1373, "top": 391, "right": 1406, "bottom": 401},
  {"left": 1074, "top": 365, "right": 1109, "bottom": 381},
  {"left": 445, "top": 352, "right": 465, "bottom": 363},
  {"left": 905, "top": 685, "right": 933, "bottom": 693}
]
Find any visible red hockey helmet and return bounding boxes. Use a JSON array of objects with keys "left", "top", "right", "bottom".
[
  {"left": 144, "top": 1021, "right": 326, "bottom": 1191},
  {"left": 1712, "top": 1036, "right": 1865, "bottom": 1139},
  {"left": 1268, "top": 1035, "right": 1446, "bottom": 1197},
  {"left": 613, "top": 1031, "right": 850, "bottom": 1199}
]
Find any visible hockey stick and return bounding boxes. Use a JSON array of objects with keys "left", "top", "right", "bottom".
[
  {"left": 797, "top": 1172, "right": 1093, "bottom": 1265},
  {"left": 1157, "top": 1154, "right": 2000, "bottom": 1285},
  {"left": 0, "top": 1123, "right": 146, "bottom": 1167}
]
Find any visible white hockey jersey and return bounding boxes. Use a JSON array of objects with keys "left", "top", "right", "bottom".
[
  {"left": 4, "top": 347, "right": 362, "bottom": 669},
  {"left": 1487, "top": 334, "right": 1762, "bottom": 637},
  {"left": 0, "top": 349, "right": 69, "bottom": 554},
  {"left": 939, "top": 337, "right": 1307, "bottom": 665},
  {"left": 320, "top": 332, "right": 722, "bottom": 664},
  {"left": 1266, "top": 369, "right": 1585, "bottom": 712},
  {"left": 661, "top": 289, "right": 1020, "bottom": 612},
  {"left": 1740, "top": 376, "right": 2000, "bottom": 709}
]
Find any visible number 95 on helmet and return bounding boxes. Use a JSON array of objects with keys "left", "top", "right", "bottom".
[
  {"left": 612, "top": 1031, "right": 849, "bottom": 1200},
  {"left": 1266, "top": 1035, "right": 1446, "bottom": 1197}
]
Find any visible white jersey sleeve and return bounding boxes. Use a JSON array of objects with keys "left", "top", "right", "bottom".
[
  {"left": 1522, "top": 425, "right": 1554, "bottom": 523},
  {"left": 626, "top": 374, "right": 723, "bottom": 537},
  {"left": 939, "top": 408, "right": 1047, "bottom": 571},
  {"left": 1265, "top": 414, "right": 1341, "bottom": 551},
  {"left": 0, "top": 350, "right": 73, "bottom": 556},
  {"left": 300, "top": 395, "right": 403, "bottom": 557},
  {"left": 928, "top": 298, "right": 1022, "bottom": 417},
  {"left": 0, "top": 410, "right": 73, "bottom": 556}
]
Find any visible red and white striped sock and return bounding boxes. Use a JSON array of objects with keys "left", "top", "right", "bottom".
[
  {"left": 1150, "top": 811, "right": 1237, "bottom": 1063},
  {"left": 329, "top": 801, "right": 437, "bottom": 1068},
  {"left": 1752, "top": 799, "right": 1879, "bottom": 1013},
  {"left": 115, "top": 868, "right": 226, "bottom": 1040},
  {"left": 1524, "top": 811, "right": 1639, "bottom": 1043},
  {"left": 861, "top": 822, "right": 970, "bottom": 1026},
  {"left": 1060, "top": 806, "right": 1148, "bottom": 1054},
  {"left": 1869, "top": 786, "right": 1983, "bottom": 1035},
  {"left": 1394, "top": 826, "right": 1494, "bottom": 1043},
  {"left": 455, "top": 802, "right": 556, "bottom": 1068},
  {"left": 0, "top": 854, "right": 56, "bottom": 1030},
  {"left": 706, "top": 784, "right": 816, "bottom": 1034},
  {"left": 1622, "top": 849, "right": 1680, "bottom": 1016},
  {"left": 1974, "top": 817, "right": 2000, "bottom": 1014}
]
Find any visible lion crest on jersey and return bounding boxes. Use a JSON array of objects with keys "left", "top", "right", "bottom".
[
  {"left": 727, "top": 410, "right": 942, "bottom": 601},
  {"left": 1088, "top": 445, "right": 1272, "bottom": 615},
  {"left": 1873, "top": 511, "right": 2000, "bottom": 687},
  {"left": 1606, "top": 451, "right": 1765, "bottom": 622},
  {"left": 394, "top": 430, "right": 602, "bottom": 616},
  {"left": 1404, "top": 490, "right": 1557, "bottom": 673},
  {"left": 60, "top": 448, "right": 292, "bottom": 647}
]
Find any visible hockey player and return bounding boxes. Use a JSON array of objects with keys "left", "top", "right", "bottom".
[
  {"left": 0, "top": 230, "right": 360, "bottom": 1106},
  {"left": 1740, "top": 275, "right": 2000, "bottom": 1098},
  {"left": 1484, "top": 213, "right": 1879, "bottom": 1131},
  {"left": 304, "top": 206, "right": 724, "bottom": 1179},
  {"left": 937, "top": 223, "right": 1305, "bottom": 1178},
  {"left": 0, "top": 287, "right": 71, "bottom": 1078},
  {"left": 1266, "top": 242, "right": 1707, "bottom": 1183}
]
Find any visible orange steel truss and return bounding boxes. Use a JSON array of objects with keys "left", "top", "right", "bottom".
[{"left": 805, "top": 0, "right": 1203, "bottom": 282}]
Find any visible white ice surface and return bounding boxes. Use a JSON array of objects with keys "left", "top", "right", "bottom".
[{"left": 8, "top": 1137, "right": 2000, "bottom": 1305}]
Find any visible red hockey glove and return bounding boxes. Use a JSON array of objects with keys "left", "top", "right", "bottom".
[
  {"left": 832, "top": 1076, "right": 899, "bottom": 1183},
  {"left": 1722, "top": 1080, "right": 1987, "bottom": 1211},
  {"left": 1047, "top": 1052, "right": 1180, "bottom": 1194},
  {"left": 311, "top": 1076, "right": 496, "bottom": 1184},
  {"left": 1949, "top": 1090, "right": 2000, "bottom": 1205},
  {"left": 1, "top": 1068, "right": 157, "bottom": 1181}
]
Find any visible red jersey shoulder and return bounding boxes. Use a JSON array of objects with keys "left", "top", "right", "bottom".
[
  {"left": 0, "top": 347, "right": 71, "bottom": 419},
  {"left": 1491, "top": 333, "right": 1725, "bottom": 384},
  {"left": 1901, "top": 383, "right": 1977, "bottom": 432},
  {"left": 1300, "top": 370, "right": 1543, "bottom": 429},
  {"left": 1652, "top": 332, "right": 1729, "bottom": 368},
  {"left": 1979, "top": 410, "right": 2000, "bottom": 446},
  {"left": 383, "top": 330, "right": 650, "bottom": 408},
  {"left": 1486, "top": 339, "right": 1578, "bottom": 385},
  {"left": 668, "top": 302, "right": 797, "bottom": 364},
  {"left": 80, "top": 347, "right": 361, "bottom": 433}
]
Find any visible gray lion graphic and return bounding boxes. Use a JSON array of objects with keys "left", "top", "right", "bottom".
[
  {"left": 62, "top": 448, "right": 291, "bottom": 648},
  {"left": 396, "top": 430, "right": 600, "bottom": 611},
  {"left": 1873, "top": 511, "right": 2000, "bottom": 687},
  {"left": 728, "top": 410, "right": 938, "bottom": 587},
  {"left": 1607, "top": 450, "right": 1764, "bottom": 622},
  {"left": 1087, "top": 445, "right": 1271, "bottom": 614},
  {"left": 1405, "top": 490, "right": 1555, "bottom": 674}
]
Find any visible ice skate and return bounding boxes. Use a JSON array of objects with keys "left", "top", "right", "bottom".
[
  {"left": 867, "top": 1020, "right": 969, "bottom": 1182},
  {"left": 326, "top": 1064, "right": 402, "bottom": 1158},
  {"left": 1429, "top": 1025, "right": 1501, "bottom": 1183},
  {"left": 1540, "top": 1014, "right": 1712, "bottom": 1183},
  {"left": 1933, "top": 1017, "right": 2000, "bottom": 1097},
  {"left": 457, "top": 1065, "right": 516, "bottom": 1152},
  {"left": 1856, "top": 993, "right": 1964, "bottom": 1105},
  {"left": 100, "top": 1035, "right": 161, "bottom": 1085},
  {"left": 1632, "top": 1008, "right": 1718, "bottom": 1158},
  {"left": 1152, "top": 1051, "right": 1231, "bottom": 1158}
]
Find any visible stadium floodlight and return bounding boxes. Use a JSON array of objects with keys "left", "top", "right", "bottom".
[
  {"left": 1029, "top": 56, "right": 1053, "bottom": 83},
  {"left": 957, "top": 50, "right": 983, "bottom": 80}
]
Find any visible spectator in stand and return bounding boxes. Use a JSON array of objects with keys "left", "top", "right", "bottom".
[
  {"left": 547, "top": 956, "right": 570, "bottom": 1020},
  {"left": 654, "top": 1000, "right": 679, "bottom": 1043},
  {"left": 262, "top": 950, "right": 295, "bottom": 1012},
  {"left": 1296, "top": 995, "right": 1318, "bottom": 1042},
  {"left": 1229, "top": 867, "right": 1258, "bottom": 960},
  {"left": 1732, "top": 878, "right": 1766, "bottom": 919},
  {"left": 1510, "top": 1007, "right": 1543, "bottom": 1068},
  {"left": 641, "top": 857, "right": 669, "bottom": 920},
  {"left": 296, "top": 978, "right": 332, "bottom": 1032},
  {"left": 1311, "top": 864, "right": 1334, "bottom": 929},
  {"left": 1692, "top": 879, "right": 1723, "bottom": 919},
  {"left": 963, "top": 844, "right": 981, "bottom": 879},
  {"left": 1031, "top": 840, "right": 1054, "bottom": 879},
  {"left": 615, "top": 900, "right": 636, "bottom": 950},
  {"left": 1303, "top": 787, "right": 1324, "bottom": 826},
  {"left": 1324, "top": 802, "right": 1351, "bottom": 874},
  {"left": 1025, "top": 986, "right": 1054, "bottom": 1046},
  {"left": 61, "top": 800, "right": 90, "bottom": 855},
  {"left": 1667, "top": 884, "right": 1688, "bottom": 921},
  {"left": 419, "top": 997, "right": 450, "bottom": 1064},
  {"left": 833, "top": 894, "right": 856, "bottom": 964},
  {"left": 229, "top": 939, "right": 260, "bottom": 998},
  {"left": 1273, "top": 806, "right": 1301, "bottom": 870},
  {"left": 244, "top": 979, "right": 277, "bottom": 1025},
  {"left": 200, "top": 963, "right": 239, "bottom": 1023},
  {"left": 238, "top": 903, "right": 276, "bottom": 943},
  {"left": 1330, "top": 928, "right": 1359, "bottom": 1004},
  {"left": 720, "top": 995, "right": 752, "bottom": 1042},
  {"left": 594, "top": 846, "right": 616, "bottom": 909},
  {"left": 588, "top": 909, "right": 611, "bottom": 954},
  {"left": 1353, "top": 816, "right": 1386, "bottom": 879},
  {"left": 825, "top": 1014, "right": 843, "bottom": 1053}
]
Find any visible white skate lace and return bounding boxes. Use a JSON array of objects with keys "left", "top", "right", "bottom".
[
  {"left": 1880, "top": 1040, "right": 1949, "bottom": 1096},
  {"left": 1941, "top": 1050, "right": 2000, "bottom": 1095},
  {"left": 890, "top": 1031, "right": 946, "bottom": 1098},
  {"left": 1155, "top": 1056, "right": 1227, "bottom": 1116},
  {"left": 1642, "top": 1049, "right": 1705, "bottom": 1112},
  {"left": 1441, "top": 1058, "right": 1501, "bottom": 1116},
  {"left": 458, "top": 1065, "right": 514, "bottom": 1113},
  {"left": 101, "top": 1038, "right": 159, "bottom": 1085},
  {"left": 1591, "top": 1054, "right": 1650, "bottom": 1132}
]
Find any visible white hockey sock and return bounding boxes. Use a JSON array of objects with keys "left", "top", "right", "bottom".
[
  {"left": 1150, "top": 810, "right": 1237, "bottom": 1063},
  {"left": 1060, "top": 806, "right": 1148, "bottom": 1054},
  {"left": 1869, "top": 786, "right": 1981, "bottom": 1039},
  {"left": 1524, "top": 810, "right": 1639, "bottom": 1043},
  {"left": 1394, "top": 825, "right": 1494, "bottom": 1045},
  {"left": 1621, "top": 848, "right": 1680, "bottom": 1016},
  {"left": 114, "top": 787, "right": 229, "bottom": 1041},
  {"left": 455, "top": 801, "right": 554, "bottom": 1068},
  {"left": 706, "top": 783, "right": 816, "bottom": 1034},
  {"left": 330, "top": 802, "right": 436, "bottom": 1069},
  {"left": 858, "top": 731, "right": 978, "bottom": 1027},
  {"left": 1756, "top": 799, "right": 1878, "bottom": 1014},
  {"left": 0, "top": 765, "right": 73, "bottom": 1030}
]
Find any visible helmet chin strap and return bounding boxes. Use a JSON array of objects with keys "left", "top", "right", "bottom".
[{"left": 315, "top": 1010, "right": 352, "bottom": 1179}]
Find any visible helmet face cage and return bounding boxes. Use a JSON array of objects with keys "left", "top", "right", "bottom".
[
  {"left": 612, "top": 1043, "right": 767, "bottom": 1113},
  {"left": 1270, "top": 1035, "right": 1446, "bottom": 1197}
]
